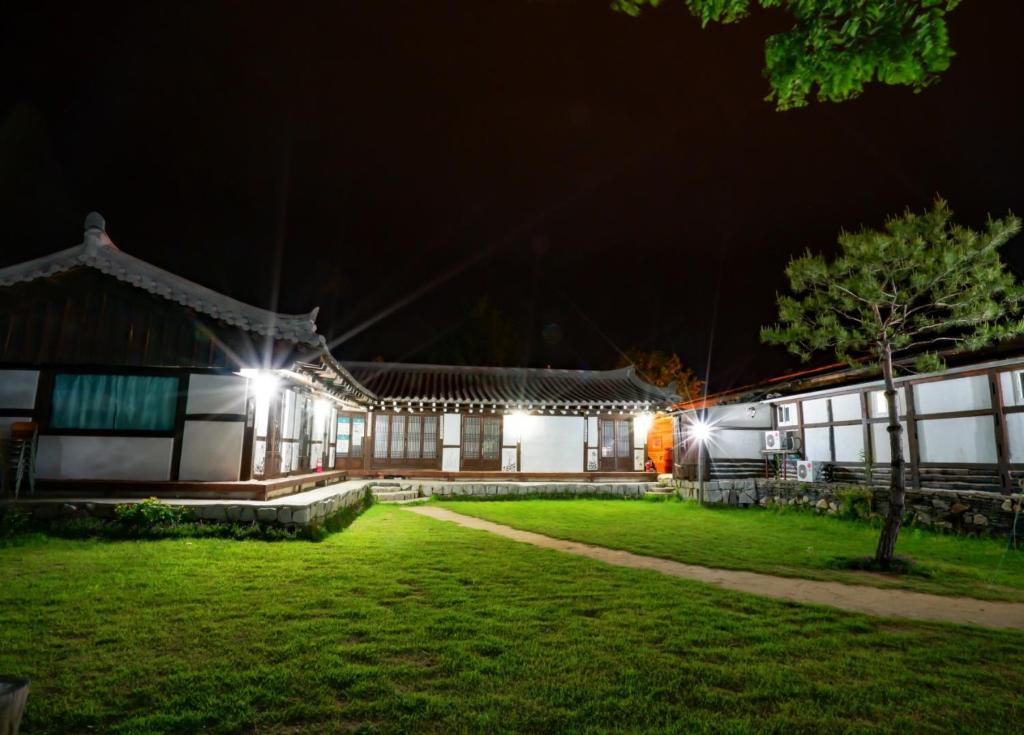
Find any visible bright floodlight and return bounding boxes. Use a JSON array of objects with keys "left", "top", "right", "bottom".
[{"left": 691, "top": 419, "right": 712, "bottom": 443}]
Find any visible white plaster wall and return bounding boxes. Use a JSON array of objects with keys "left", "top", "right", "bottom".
[
  {"left": 802, "top": 398, "right": 829, "bottom": 425},
  {"left": 914, "top": 375, "right": 990, "bottom": 415},
  {"left": 706, "top": 403, "right": 772, "bottom": 428},
  {"left": 999, "top": 370, "right": 1024, "bottom": 407},
  {"left": 179, "top": 421, "right": 244, "bottom": 481},
  {"left": 586, "top": 416, "right": 598, "bottom": 447},
  {"left": 442, "top": 447, "right": 460, "bottom": 472},
  {"left": 1006, "top": 412, "right": 1024, "bottom": 462},
  {"left": 867, "top": 387, "right": 906, "bottom": 418},
  {"left": 37, "top": 436, "right": 173, "bottom": 481},
  {"left": 804, "top": 427, "right": 831, "bottom": 461},
  {"left": 830, "top": 393, "right": 862, "bottom": 422},
  {"left": 442, "top": 413, "right": 461, "bottom": 446},
  {"left": 917, "top": 416, "right": 997, "bottom": 463},
  {"left": 0, "top": 370, "right": 39, "bottom": 410},
  {"left": 186, "top": 373, "right": 248, "bottom": 415},
  {"left": 776, "top": 403, "right": 798, "bottom": 427},
  {"left": 870, "top": 421, "right": 910, "bottom": 463},
  {"left": 833, "top": 424, "right": 865, "bottom": 463},
  {"left": 520, "top": 416, "right": 585, "bottom": 473},
  {"left": 708, "top": 429, "right": 764, "bottom": 459}
]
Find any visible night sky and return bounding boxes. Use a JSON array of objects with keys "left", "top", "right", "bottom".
[{"left": 3, "top": 1, "right": 1022, "bottom": 391}]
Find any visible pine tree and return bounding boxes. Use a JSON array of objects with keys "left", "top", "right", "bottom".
[{"left": 762, "top": 200, "right": 1023, "bottom": 566}]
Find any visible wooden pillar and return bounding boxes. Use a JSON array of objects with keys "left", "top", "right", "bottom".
[
  {"left": 989, "top": 370, "right": 1012, "bottom": 493},
  {"left": 904, "top": 382, "right": 921, "bottom": 490},
  {"left": 858, "top": 390, "right": 871, "bottom": 483}
]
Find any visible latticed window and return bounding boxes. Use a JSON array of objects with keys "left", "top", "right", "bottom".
[
  {"left": 374, "top": 414, "right": 389, "bottom": 459},
  {"left": 482, "top": 417, "right": 501, "bottom": 460},
  {"left": 390, "top": 415, "right": 406, "bottom": 459},
  {"left": 407, "top": 416, "right": 422, "bottom": 459},
  {"left": 422, "top": 416, "right": 438, "bottom": 458},
  {"left": 463, "top": 416, "right": 482, "bottom": 459}
]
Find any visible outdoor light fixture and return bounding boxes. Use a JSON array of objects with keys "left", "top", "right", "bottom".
[
  {"left": 690, "top": 419, "right": 712, "bottom": 444},
  {"left": 241, "top": 370, "right": 279, "bottom": 403},
  {"left": 633, "top": 412, "right": 655, "bottom": 440}
]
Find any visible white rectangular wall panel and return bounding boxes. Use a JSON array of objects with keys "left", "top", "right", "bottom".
[
  {"left": 442, "top": 446, "right": 460, "bottom": 472},
  {"left": 867, "top": 388, "right": 906, "bottom": 418},
  {"left": 37, "top": 436, "right": 173, "bottom": 481},
  {"left": 501, "top": 447, "right": 518, "bottom": 472},
  {"left": 0, "top": 370, "right": 39, "bottom": 410},
  {"left": 1006, "top": 412, "right": 1024, "bottom": 462},
  {"left": 1000, "top": 370, "right": 1024, "bottom": 407},
  {"left": 804, "top": 427, "right": 831, "bottom": 461},
  {"left": 520, "top": 416, "right": 584, "bottom": 473},
  {"left": 586, "top": 417, "right": 598, "bottom": 447},
  {"left": 802, "top": 398, "right": 829, "bottom": 425},
  {"left": 830, "top": 393, "right": 862, "bottom": 422},
  {"left": 869, "top": 421, "right": 910, "bottom": 463},
  {"left": 179, "top": 420, "right": 245, "bottom": 481},
  {"left": 186, "top": 373, "right": 248, "bottom": 415},
  {"left": 917, "top": 416, "right": 997, "bottom": 464},
  {"left": 708, "top": 429, "right": 764, "bottom": 459},
  {"left": 914, "top": 375, "right": 990, "bottom": 415},
  {"left": 833, "top": 425, "right": 864, "bottom": 463},
  {"left": 442, "top": 413, "right": 461, "bottom": 446},
  {"left": 707, "top": 403, "right": 771, "bottom": 428}
]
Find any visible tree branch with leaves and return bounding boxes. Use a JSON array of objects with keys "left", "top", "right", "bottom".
[
  {"left": 762, "top": 199, "right": 1023, "bottom": 566},
  {"left": 613, "top": 1, "right": 962, "bottom": 110}
]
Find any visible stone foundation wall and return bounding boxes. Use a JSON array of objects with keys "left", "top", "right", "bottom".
[
  {"left": 674, "top": 478, "right": 1022, "bottom": 537},
  {"left": 15, "top": 483, "right": 371, "bottom": 528},
  {"left": 419, "top": 481, "right": 654, "bottom": 499}
]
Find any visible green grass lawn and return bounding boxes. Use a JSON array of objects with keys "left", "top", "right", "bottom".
[
  {"left": 2, "top": 505, "right": 1023, "bottom": 734},
  {"left": 436, "top": 498, "right": 1024, "bottom": 602}
]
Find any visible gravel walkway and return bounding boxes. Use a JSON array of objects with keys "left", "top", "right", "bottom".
[{"left": 405, "top": 505, "right": 1024, "bottom": 630}]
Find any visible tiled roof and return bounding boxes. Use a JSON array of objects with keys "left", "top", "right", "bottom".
[
  {"left": 341, "top": 361, "right": 677, "bottom": 410},
  {"left": 0, "top": 213, "right": 322, "bottom": 347}
]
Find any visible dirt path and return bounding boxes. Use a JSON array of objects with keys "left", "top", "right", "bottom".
[{"left": 405, "top": 505, "right": 1024, "bottom": 630}]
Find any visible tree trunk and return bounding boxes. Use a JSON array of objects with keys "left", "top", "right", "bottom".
[{"left": 874, "top": 345, "right": 906, "bottom": 568}]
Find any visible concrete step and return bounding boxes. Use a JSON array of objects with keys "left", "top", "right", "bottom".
[{"left": 372, "top": 489, "right": 419, "bottom": 503}]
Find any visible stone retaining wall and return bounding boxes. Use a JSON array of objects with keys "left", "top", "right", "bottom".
[
  {"left": 419, "top": 481, "right": 655, "bottom": 499},
  {"left": 674, "top": 478, "right": 1023, "bottom": 537},
  {"left": 14, "top": 483, "right": 371, "bottom": 528}
]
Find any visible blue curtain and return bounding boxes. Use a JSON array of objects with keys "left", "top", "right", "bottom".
[{"left": 51, "top": 374, "right": 179, "bottom": 431}]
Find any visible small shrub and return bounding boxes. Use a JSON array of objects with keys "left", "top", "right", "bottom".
[
  {"left": 835, "top": 487, "right": 873, "bottom": 521},
  {"left": 0, "top": 505, "right": 30, "bottom": 538},
  {"left": 114, "top": 497, "right": 194, "bottom": 527}
]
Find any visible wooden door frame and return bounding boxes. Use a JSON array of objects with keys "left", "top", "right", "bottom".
[
  {"left": 598, "top": 416, "right": 633, "bottom": 472},
  {"left": 460, "top": 414, "right": 503, "bottom": 471}
]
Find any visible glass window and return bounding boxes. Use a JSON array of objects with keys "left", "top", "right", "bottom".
[
  {"left": 463, "top": 417, "right": 481, "bottom": 459},
  {"left": 390, "top": 415, "right": 406, "bottom": 459},
  {"left": 422, "top": 416, "right": 438, "bottom": 459},
  {"left": 407, "top": 416, "right": 422, "bottom": 459},
  {"left": 352, "top": 416, "right": 365, "bottom": 458},
  {"left": 50, "top": 374, "right": 179, "bottom": 431},
  {"left": 374, "top": 414, "right": 389, "bottom": 459},
  {"left": 482, "top": 417, "right": 501, "bottom": 460}
]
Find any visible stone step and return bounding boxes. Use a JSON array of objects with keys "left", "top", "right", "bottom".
[{"left": 372, "top": 489, "right": 420, "bottom": 503}]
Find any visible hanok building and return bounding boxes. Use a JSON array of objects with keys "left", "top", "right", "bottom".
[
  {"left": 673, "top": 350, "right": 1024, "bottom": 495},
  {"left": 0, "top": 214, "right": 674, "bottom": 496},
  {"left": 0, "top": 213, "right": 371, "bottom": 495},
  {"left": 335, "top": 361, "right": 673, "bottom": 476}
]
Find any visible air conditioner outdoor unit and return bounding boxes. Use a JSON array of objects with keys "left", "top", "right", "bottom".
[
  {"left": 764, "top": 431, "right": 781, "bottom": 450},
  {"left": 796, "top": 460, "right": 827, "bottom": 482}
]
